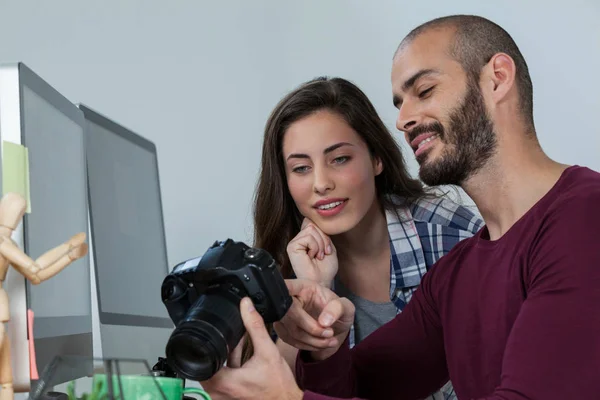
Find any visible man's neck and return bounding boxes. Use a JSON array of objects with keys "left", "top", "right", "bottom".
[{"left": 462, "top": 136, "right": 568, "bottom": 241}]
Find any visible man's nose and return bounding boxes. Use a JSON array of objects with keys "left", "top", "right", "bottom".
[{"left": 396, "top": 99, "right": 423, "bottom": 133}]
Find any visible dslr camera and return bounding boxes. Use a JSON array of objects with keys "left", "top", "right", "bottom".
[{"left": 161, "top": 239, "right": 293, "bottom": 381}]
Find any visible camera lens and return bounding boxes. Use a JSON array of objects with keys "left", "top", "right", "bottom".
[{"left": 165, "top": 292, "right": 245, "bottom": 381}]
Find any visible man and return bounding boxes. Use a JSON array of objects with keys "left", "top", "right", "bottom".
[{"left": 200, "top": 14, "right": 600, "bottom": 400}]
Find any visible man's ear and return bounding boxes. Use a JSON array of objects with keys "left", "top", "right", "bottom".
[{"left": 481, "top": 52, "right": 516, "bottom": 105}]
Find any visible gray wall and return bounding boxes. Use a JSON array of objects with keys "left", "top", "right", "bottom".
[
  {"left": 0, "top": 0, "right": 598, "bottom": 395},
  {"left": 1, "top": 0, "right": 597, "bottom": 269}
]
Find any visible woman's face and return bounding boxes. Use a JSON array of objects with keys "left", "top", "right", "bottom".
[{"left": 282, "top": 109, "right": 383, "bottom": 236}]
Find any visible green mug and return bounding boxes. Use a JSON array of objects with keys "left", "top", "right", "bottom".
[{"left": 90, "top": 373, "right": 211, "bottom": 400}]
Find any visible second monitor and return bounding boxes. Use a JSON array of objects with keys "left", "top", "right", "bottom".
[
  {"left": 0, "top": 62, "right": 93, "bottom": 391},
  {"left": 79, "top": 104, "right": 173, "bottom": 371}
]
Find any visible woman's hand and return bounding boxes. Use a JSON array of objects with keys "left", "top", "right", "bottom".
[
  {"left": 286, "top": 218, "right": 338, "bottom": 288},
  {"left": 274, "top": 279, "right": 355, "bottom": 362}
]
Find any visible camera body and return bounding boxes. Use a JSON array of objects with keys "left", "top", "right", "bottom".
[{"left": 161, "top": 239, "right": 292, "bottom": 380}]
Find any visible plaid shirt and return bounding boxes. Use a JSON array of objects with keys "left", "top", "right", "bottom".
[{"left": 333, "top": 195, "right": 484, "bottom": 400}]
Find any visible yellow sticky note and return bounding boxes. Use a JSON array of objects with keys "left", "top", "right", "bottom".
[{"left": 2, "top": 141, "right": 31, "bottom": 213}]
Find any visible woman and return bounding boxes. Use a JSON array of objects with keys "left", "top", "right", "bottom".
[{"left": 248, "top": 76, "right": 483, "bottom": 400}]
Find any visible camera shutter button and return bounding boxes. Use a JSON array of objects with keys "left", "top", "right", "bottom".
[{"left": 244, "top": 248, "right": 262, "bottom": 260}]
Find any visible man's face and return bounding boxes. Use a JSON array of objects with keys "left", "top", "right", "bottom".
[{"left": 391, "top": 29, "right": 497, "bottom": 186}]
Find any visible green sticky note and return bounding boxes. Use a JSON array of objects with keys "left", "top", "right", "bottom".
[{"left": 2, "top": 141, "right": 31, "bottom": 213}]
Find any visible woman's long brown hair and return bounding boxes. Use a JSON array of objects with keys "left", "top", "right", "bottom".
[{"left": 241, "top": 76, "right": 431, "bottom": 364}]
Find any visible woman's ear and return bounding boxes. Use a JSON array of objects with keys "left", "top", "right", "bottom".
[{"left": 374, "top": 157, "right": 384, "bottom": 176}]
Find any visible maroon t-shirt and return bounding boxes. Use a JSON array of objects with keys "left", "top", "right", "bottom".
[{"left": 297, "top": 165, "right": 600, "bottom": 400}]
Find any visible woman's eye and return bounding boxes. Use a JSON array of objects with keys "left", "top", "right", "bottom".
[
  {"left": 333, "top": 156, "right": 349, "bottom": 164},
  {"left": 292, "top": 165, "right": 310, "bottom": 173}
]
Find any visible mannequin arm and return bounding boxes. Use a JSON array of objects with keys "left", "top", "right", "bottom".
[
  {"left": 0, "top": 239, "right": 40, "bottom": 283},
  {"left": 0, "top": 233, "right": 88, "bottom": 285},
  {"left": 34, "top": 232, "right": 86, "bottom": 270},
  {"left": 36, "top": 242, "right": 88, "bottom": 282}
]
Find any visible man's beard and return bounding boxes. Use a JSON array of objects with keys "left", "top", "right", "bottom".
[{"left": 413, "top": 80, "right": 497, "bottom": 187}]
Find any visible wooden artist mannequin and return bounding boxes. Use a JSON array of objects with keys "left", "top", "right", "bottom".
[{"left": 0, "top": 192, "right": 88, "bottom": 400}]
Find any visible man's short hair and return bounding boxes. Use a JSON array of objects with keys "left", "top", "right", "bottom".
[{"left": 399, "top": 15, "right": 534, "bottom": 130}]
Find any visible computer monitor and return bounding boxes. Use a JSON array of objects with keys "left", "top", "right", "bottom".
[
  {"left": 78, "top": 104, "right": 173, "bottom": 372},
  {"left": 0, "top": 62, "right": 93, "bottom": 391}
]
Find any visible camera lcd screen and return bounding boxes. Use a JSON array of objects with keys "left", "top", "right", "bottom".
[{"left": 175, "top": 256, "right": 203, "bottom": 273}]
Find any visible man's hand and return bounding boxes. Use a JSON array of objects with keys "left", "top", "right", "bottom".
[
  {"left": 200, "top": 298, "right": 304, "bottom": 400},
  {"left": 274, "top": 278, "right": 355, "bottom": 361},
  {"left": 287, "top": 218, "right": 338, "bottom": 288}
]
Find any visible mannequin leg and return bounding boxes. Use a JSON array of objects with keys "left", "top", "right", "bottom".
[{"left": 0, "top": 325, "right": 13, "bottom": 400}]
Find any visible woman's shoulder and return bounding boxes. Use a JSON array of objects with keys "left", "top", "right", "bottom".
[
  {"left": 385, "top": 193, "right": 483, "bottom": 278},
  {"left": 388, "top": 193, "right": 484, "bottom": 235},
  {"left": 410, "top": 195, "right": 484, "bottom": 235}
]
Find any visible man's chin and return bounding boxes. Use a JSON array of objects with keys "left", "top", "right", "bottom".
[
  {"left": 418, "top": 161, "right": 465, "bottom": 187},
  {"left": 418, "top": 166, "right": 436, "bottom": 186},
  {"left": 418, "top": 160, "right": 448, "bottom": 186},
  {"left": 416, "top": 151, "right": 437, "bottom": 172}
]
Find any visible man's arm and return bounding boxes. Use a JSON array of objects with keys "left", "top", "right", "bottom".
[
  {"left": 296, "top": 267, "right": 449, "bottom": 400},
  {"left": 476, "top": 194, "right": 600, "bottom": 399}
]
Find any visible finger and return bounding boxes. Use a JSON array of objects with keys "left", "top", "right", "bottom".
[
  {"left": 304, "top": 227, "right": 327, "bottom": 259},
  {"left": 274, "top": 319, "right": 335, "bottom": 351},
  {"left": 327, "top": 239, "right": 337, "bottom": 255},
  {"left": 291, "top": 231, "right": 322, "bottom": 259},
  {"left": 298, "top": 223, "right": 326, "bottom": 248},
  {"left": 318, "top": 297, "right": 355, "bottom": 328},
  {"left": 273, "top": 321, "right": 328, "bottom": 352},
  {"left": 240, "top": 297, "right": 276, "bottom": 357},
  {"left": 226, "top": 334, "right": 246, "bottom": 368},
  {"left": 285, "top": 298, "right": 334, "bottom": 337},
  {"left": 281, "top": 298, "right": 333, "bottom": 340},
  {"left": 307, "top": 222, "right": 333, "bottom": 256}
]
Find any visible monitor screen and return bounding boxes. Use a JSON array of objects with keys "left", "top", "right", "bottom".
[
  {"left": 81, "top": 105, "right": 172, "bottom": 328},
  {"left": 22, "top": 85, "right": 92, "bottom": 330},
  {"left": 14, "top": 62, "right": 93, "bottom": 385}
]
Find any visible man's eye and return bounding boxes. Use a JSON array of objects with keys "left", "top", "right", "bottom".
[{"left": 419, "top": 87, "right": 434, "bottom": 98}]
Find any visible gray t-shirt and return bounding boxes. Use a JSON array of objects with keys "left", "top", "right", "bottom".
[{"left": 334, "top": 279, "right": 397, "bottom": 344}]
